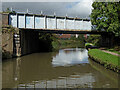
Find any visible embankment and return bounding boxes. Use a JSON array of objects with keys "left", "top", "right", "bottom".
[{"left": 88, "top": 49, "right": 120, "bottom": 73}]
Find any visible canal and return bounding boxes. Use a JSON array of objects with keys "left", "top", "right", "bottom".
[{"left": 2, "top": 48, "right": 118, "bottom": 88}]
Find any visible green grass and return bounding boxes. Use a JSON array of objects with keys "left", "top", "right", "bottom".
[{"left": 88, "top": 49, "right": 120, "bottom": 71}]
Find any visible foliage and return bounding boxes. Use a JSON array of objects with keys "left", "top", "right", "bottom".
[
  {"left": 85, "top": 43, "right": 93, "bottom": 47},
  {"left": 70, "top": 34, "right": 85, "bottom": 41},
  {"left": 77, "top": 34, "right": 85, "bottom": 41},
  {"left": 52, "top": 34, "right": 85, "bottom": 50},
  {"left": 91, "top": 2, "right": 120, "bottom": 36},
  {"left": 5, "top": 8, "right": 11, "bottom": 13},
  {"left": 88, "top": 49, "right": 120, "bottom": 72},
  {"left": 86, "top": 35, "right": 101, "bottom": 46},
  {"left": 2, "top": 25, "right": 17, "bottom": 34},
  {"left": 39, "top": 33, "right": 53, "bottom": 41},
  {"left": 70, "top": 35, "right": 76, "bottom": 40},
  {"left": 52, "top": 39, "right": 85, "bottom": 50},
  {"left": 38, "top": 33, "right": 57, "bottom": 51},
  {"left": 3, "top": 7, "right": 16, "bottom": 13}
]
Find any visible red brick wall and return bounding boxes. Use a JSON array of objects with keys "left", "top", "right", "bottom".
[{"left": 59, "top": 34, "right": 71, "bottom": 39}]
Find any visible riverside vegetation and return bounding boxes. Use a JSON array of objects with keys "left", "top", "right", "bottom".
[
  {"left": 88, "top": 49, "right": 120, "bottom": 73},
  {"left": 52, "top": 34, "right": 85, "bottom": 51},
  {"left": 87, "top": 2, "right": 120, "bottom": 73}
]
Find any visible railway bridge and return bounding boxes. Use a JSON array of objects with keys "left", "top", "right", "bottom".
[{"left": 1, "top": 13, "right": 113, "bottom": 57}]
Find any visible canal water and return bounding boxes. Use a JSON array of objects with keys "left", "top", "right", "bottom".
[{"left": 2, "top": 48, "right": 118, "bottom": 88}]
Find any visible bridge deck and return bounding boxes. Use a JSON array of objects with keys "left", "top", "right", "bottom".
[
  {"left": 20, "top": 28, "right": 107, "bottom": 34},
  {"left": 9, "top": 13, "right": 91, "bottom": 31}
]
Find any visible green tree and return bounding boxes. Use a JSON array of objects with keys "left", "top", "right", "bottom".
[
  {"left": 3, "top": 8, "right": 16, "bottom": 13},
  {"left": 3, "top": 8, "right": 11, "bottom": 13},
  {"left": 86, "top": 35, "right": 101, "bottom": 46},
  {"left": 91, "top": 2, "right": 120, "bottom": 36}
]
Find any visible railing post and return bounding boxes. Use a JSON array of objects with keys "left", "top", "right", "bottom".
[
  {"left": 24, "top": 14, "right": 26, "bottom": 28},
  {"left": 54, "top": 12, "right": 57, "bottom": 29},
  {"left": 44, "top": 15, "right": 47, "bottom": 29},
  {"left": 16, "top": 14, "right": 18, "bottom": 28},
  {"left": 33, "top": 15, "right": 35, "bottom": 29},
  {"left": 64, "top": 16, "right": 66, "bottom": 29},
  {"left": 82, "top": 19, "right": 84, "bottom": 30},
  {"left": 55, "top": 16, "right": 57, "bottom": 29},
  {"left": 74, "top": 18, "right": 75, "bottom": 30}
]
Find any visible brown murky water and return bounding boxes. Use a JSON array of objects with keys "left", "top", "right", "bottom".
[{"left": 2, "top": 48, "right": 119, "bottom": 89}]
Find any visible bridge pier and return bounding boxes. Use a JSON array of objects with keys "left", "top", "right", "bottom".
[
  {"left": 12, "top": 29, "right": 54, "bottom": 57},
  {"left": 13, "top": 32, "right": 21, "bottom": 57},
  {"left": 13, "top": 30, "right": 37, "bottom": 57},
  {"left": 100, "top": 33, "right": 114, "bottom": 48}
]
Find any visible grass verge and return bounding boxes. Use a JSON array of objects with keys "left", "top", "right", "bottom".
[
  {"left": 106, "top": 48, "right": 120, "bottom": 55},
  {"left": 88, "top": 49, "right": 120, "bottom": 73}
]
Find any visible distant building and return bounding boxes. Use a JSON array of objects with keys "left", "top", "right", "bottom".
[
  {"left": 57, "top": 34, "right": 72, "bottom": 39},
  {"left": 84, "top": 34, "right": 88, "bottom": 39}
]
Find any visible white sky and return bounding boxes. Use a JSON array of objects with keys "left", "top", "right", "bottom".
[
  {"left": 2, "top": 0, "right": 93, "bottom": 2},
  {"left": 2, "top": 0, "right": 93, "bottom": 18}
]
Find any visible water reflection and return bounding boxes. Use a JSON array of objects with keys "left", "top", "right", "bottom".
[
  {"left": 2, "top": 48, "right": 118, "bottom": 89},
  {"left": 52, "top": 48, "right": 88, "bottom": 67}
]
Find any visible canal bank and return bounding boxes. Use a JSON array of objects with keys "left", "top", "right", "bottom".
[{"left": 88, "top": 49, "right": 120, "bottom": 73}]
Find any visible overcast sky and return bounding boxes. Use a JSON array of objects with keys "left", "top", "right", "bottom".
[{"left": 2, "top": 0, "right": 93, "bottom": 18}]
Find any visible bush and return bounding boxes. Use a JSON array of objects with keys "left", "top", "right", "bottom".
[
  {"left": 85, "top": 43, "right": 93, "bottom": 47},
  {"left": 86, "top": 35, "right": 101, "bottom": 46}
]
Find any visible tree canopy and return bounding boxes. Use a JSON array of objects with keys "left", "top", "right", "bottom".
[{"left": 91, "top": 2, "right": 120, "bottom": 36}]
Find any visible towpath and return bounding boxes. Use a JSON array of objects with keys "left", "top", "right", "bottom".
[{"left": 99, "top": 48, "right": 120, "bottom": 57}]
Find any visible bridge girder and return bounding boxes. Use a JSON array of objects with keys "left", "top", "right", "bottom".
[{"left": 20, "top": 28, "right": 107, "bottom": 34}]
